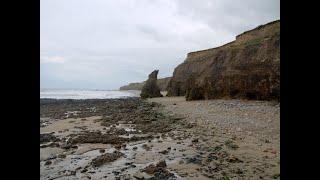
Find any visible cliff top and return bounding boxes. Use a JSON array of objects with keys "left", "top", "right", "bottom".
[{"left": 186, "top": 20, "right": 280, "bottom": 60}]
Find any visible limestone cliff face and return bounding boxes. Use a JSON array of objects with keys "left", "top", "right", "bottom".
[
  {"left": 167, "top": 20, "right": 280, "bottom": 101},
  {"left": 119, "top": 77, "right": 171, "bottom": 91}
]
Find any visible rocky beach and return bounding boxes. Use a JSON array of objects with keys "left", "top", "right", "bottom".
[
  {"left": 40, "top": 19, "right": 280, "bottom": 179},
  {"left": 40, "top": 96, "right": 279, "bottom": 180}
]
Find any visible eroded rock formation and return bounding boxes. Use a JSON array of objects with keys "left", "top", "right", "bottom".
[
  {"left": 167, "top": 20, "right": 280, "bottom": 101},
  {"left": 140, "top": 70, "right": 163, "bottom": 98}
]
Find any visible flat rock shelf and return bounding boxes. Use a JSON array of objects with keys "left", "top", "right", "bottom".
[{"left": 40, "top": 97, "right": 279, "bottom": 179}]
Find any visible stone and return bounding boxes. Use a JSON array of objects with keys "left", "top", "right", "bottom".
[
  {"left": 142, "top": 160, "right": 173, "bottom": 179},
  {"left": 81, "top": 169, "right": 88, "bottom": 173},
  {"left": 133, "top": 172, "right": 152, "bottom": 179},
  {"left": 226, "top": 155, "right": 243, "bottom": 163},
  {"left": 156, "top": 160, "right": 167, "bottom": 168},
  {"left": 140, "top": 70, "right": 163, "bottom": 99},
  {"left": 142, "top": 144, "right": 151, "bottom": 151},
  {"left": 143, "top": 164, "right": 157, "bottom": 174},
  {"left": 90, "top": 151, "right": 124, "bottom": 167},
  {"left": 159, "top": 150, "right": 169, "bottom": 155},
  {"left": 186, "top": 155, "right": 202, "bottom": 165},
  {"left": 57, "top": 154, "right": 66, "bottom": 158},
  {"left": 192, "top": 138, "right": 199, "bottom": 143},
  {"left": 40, "top": 133, "right": 59, "bottom": 144},
  {"left": 114, "top": 144, "right": 122, "bottom": 150},
  {"left": 99, "top": 149, "right": 105, "bottom": 153},
  {"left": 224, "top": 140, "right": 239, "bottom": 150},
  {"left": 44, "top": 160, "right": 52, "bottom": 166}
]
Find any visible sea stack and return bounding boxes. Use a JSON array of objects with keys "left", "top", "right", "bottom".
[{"left": 140, "top": 70, "right": 163, "bottom": 99}]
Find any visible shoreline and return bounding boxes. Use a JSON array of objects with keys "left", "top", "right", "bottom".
[{"left": 40, "top": 96, "right": 279, "bottom": 179}]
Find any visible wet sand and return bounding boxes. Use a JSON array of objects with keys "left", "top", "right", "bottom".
[{"left": 40, "top": 97, "right": 279, "bottom": 180}]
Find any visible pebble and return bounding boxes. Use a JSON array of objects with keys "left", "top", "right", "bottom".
[
  {"left": 159, "top": 150, "right": 169, "bottom": 154},
  {"left": 57, "top": 154, "right": 66, "bottom": 159},
  {"left": 44, "top": 161, "right": 52, "bottom": 166}
]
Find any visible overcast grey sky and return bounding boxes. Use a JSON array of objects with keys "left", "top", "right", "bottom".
[{"left": 41, "top": 0, "right": 280, "bottom": 90}]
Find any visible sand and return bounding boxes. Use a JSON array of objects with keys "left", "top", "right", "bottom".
[
  {"left": 40, "top": 97, "right": 280, "bottom": 179},
  {"left": 149, "top": 97, "right": 280, "bottom": 179}
]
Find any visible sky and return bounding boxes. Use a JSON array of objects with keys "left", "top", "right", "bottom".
[{"left": 41, "top": 0, "right": 280, "bottom": 90}]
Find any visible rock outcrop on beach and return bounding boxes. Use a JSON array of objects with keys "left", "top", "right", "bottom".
[
  {"left": 119, "top": 77, "right": 171, "bottom": 91},
  {"left": 167, "top": 20, "right": 280, "bottom": 101},
  {"left": 140, "top": 70, "right": 163, "bottom": 98},
  {"left": 41, "top": 97, "right": 280, "bottom": 179}
]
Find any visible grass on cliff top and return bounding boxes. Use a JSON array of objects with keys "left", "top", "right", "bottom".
[
  {"left": 244, "top": 30, "right": 279, "bottom": 47},
  {"left": 244, "top": 37, "right": 264, "bottom": 47}
]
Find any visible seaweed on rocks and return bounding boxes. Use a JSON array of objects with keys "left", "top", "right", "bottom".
[
  {"left": 41, "top": 98, "right": 182, "bottom": 136},
  {"left": 142, "top": 160, "right": 175, "bottom": 180},
  {"left": 40, "top": 133, "right": 59, "bottom": 144},
  {"left": 69, "top": 131, "right": 127, "bottom": 145},
  {"left": 91, "top": 151, "right": 124, "bottom": 167},
  {"left": 68, "top": 131, "right": 154, "bottom": 146}
]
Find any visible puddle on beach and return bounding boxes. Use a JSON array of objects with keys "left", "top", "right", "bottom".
[
  {"left": 41, "top": 98, "right": 280, "bottom": 179},
  {"left": 40, "top": 133, "right": 198, "bottom": 180},
  {"left": 40, "top": 117, "right": 203, "bottom": 180}
]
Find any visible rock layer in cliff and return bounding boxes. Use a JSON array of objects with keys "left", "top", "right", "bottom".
[{"left": 167, "top": 20, "right": 280, "bottom": 101}]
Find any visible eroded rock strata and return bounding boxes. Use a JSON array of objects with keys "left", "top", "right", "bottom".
[
  {"left": 140, "top": 70, "right": 163, "bottom": 98},
  {"left": 167, "top": 20, "right": 280, "bottom": 101}
]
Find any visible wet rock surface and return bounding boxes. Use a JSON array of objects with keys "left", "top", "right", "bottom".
[
  {"left": 40, "top": 98, "right": 185, "bottom": 179},
  {"left": 40, "top": 133, "right": 59, "bottom": 144},
  {"left": 142, "top": 160, "right": 175, "bottom": 180},
  {"left": 40, "top": 97, "right": 279, "bottom": 179},
  {"left": 91, "top": 151, "right": 124, "bottom": 167}
]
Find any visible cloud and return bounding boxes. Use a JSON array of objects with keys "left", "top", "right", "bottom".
[
  {"left": 41, "top": 0, "right": 279, "bottom": 89},
  {"left": 40, "top": 56, "right": 67, "bottom": 64}
]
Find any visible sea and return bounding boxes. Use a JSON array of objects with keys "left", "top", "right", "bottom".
[{"left": 40, "top": 89, "right": 140, "bottom": 99}]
